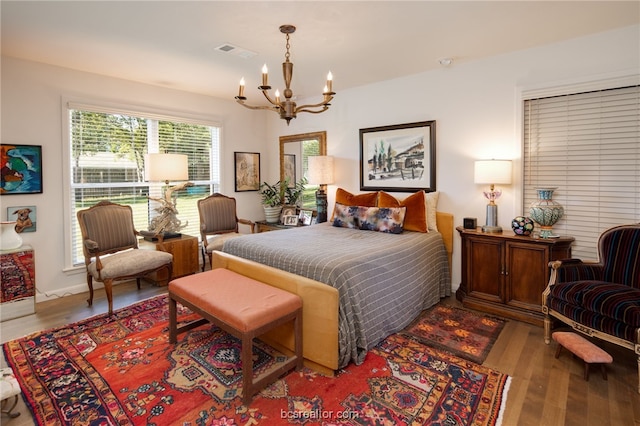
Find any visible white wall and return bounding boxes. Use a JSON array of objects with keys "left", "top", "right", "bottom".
[{"left": 2, "top": 24, "right": 638, "bottom": 302}]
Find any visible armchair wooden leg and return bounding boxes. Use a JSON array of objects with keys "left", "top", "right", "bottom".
[
  {"left": 86, "top": 274, "right": 94, "bottom": 307},
  {"left": 637, "top": 355, "right": 640, "bottom": 394},
  {"left": 544, "top": 315, "right": 552, "bottom": 344},
  {"left": 104, "top": 279, "right": 114, "bottom": 315}
]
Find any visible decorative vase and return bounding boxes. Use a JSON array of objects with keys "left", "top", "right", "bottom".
[
  {"left": 529, "top": 187, "right": 564, "bottom": 238},
  {"left": 511, "top": 216, "right": 535, "bottom": 236},
  {"left": 1, "top": 221, "right": 23, "bottom": 250},
  {"left": 263, "top": 205, "right": 283, "bottom": 224}
]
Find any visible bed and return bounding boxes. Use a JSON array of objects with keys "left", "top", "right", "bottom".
[{"left": 217, "top": 209, "right": 453, "bottom": 373}]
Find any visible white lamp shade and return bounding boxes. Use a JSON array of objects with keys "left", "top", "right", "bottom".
[
  {"left": 474, "top": 160, "right": 512, "bottom": 185},
  {"left": 145, "top": 153, "right": 189, "bottom": 182},
  {"left": 307, "top": 156, "right": 335, "bottom": 185}
]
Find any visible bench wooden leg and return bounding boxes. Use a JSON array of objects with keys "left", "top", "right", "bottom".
[
  {"left": 242, "top": 334, "right": 254, "bottom": 406},
  {"left": 169, "top": 296, "right": 177, "bottom": 344}
]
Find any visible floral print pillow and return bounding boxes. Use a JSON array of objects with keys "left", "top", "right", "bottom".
[{"left": 332, "top": 203, "right": 406, "bottom": 234}]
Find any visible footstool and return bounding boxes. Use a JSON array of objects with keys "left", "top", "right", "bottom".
[
  {"left": 552, "top": 331, "right": 613, "bottom": 381},
  {"left": 168, "top": 268, "right": 303, "bottom": 405},
  {"left": 1, "top": 367, "right": 21, "bottom": 418}
]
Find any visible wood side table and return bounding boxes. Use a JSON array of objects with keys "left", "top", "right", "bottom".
[
  {"left": 455, "top": 227, "right": 574, "bottom": 326},
  {"left": 139, "top": 234, "right": 199, "bottom": 284},
  {"left": 255, "top": 220, "right": 297, "bottom": 233}
]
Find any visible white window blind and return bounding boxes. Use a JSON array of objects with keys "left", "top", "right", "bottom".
[
  {"left": 523, "top": 85, "right": 640, "bottom": 260},
  {"left": 68, "top": 105, "right": 220, "bottom": 266}
]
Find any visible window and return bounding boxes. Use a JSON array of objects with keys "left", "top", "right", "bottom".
[
  {"left": 523, "top": 84, "right": 640, "bottom": 259},
  {"left": 65, "top": 101, "right": 220, "bottom": 267}
]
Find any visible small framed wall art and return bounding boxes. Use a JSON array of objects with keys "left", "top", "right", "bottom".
[
  {"left": 1, "top": 144, "right": 43, "bottom": 195},
  {"left": 234, "top": 152, "right": 260, "bottom": 192}
]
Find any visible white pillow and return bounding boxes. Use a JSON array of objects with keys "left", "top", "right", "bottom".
[{"left": 425, "top": 191, "right": 439, "bottom": 231}]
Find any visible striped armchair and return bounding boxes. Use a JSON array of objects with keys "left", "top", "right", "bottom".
[
  {"left": 77, "top": 201, "right": 173, "bottom": 315},
  {"left": 542, "top": 223, "right": 640, "bottom": 393},
  {"left": 198, "top": 193, "right": 254, "bottom": 270}
]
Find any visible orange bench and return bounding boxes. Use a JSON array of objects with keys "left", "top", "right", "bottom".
[{"left": 168, "top": 268, "right": 303, "bottom": 405}]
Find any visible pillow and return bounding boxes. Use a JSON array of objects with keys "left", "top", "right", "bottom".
[
  {"left": 331, "top": 188, "right": 378, "bottom": 221},
  {"left": 332, "top": 203, "right": 406, "bottom": 234},
  {"left": 377, "top": 190, "right": 428, "bottom": 233},
  {"left": 426, "top": 191, "right": 439, "bottom": 231},
  {"left": 335, "top": 187, "right": 378, "bottom": 206},
  {"left": 332, "top": 203, "right": 359, "bottom": 229},
  {"left": 359, "top": 206, "right": 406, "bottom": 234}
]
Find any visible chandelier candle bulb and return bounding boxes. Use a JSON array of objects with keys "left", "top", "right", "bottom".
[
  {"left": 238, "top": 78, "right": 245, "bottom": 98},
  {"left": 327, "top": 71, "right": 333, "bottom": 92},
  {"left": 261, "top": 64, "right": 268, "bottom": 86}
]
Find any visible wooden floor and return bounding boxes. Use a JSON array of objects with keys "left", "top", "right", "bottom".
[{"left": 2, "top": 282, "right": 639, "bottom": 425}]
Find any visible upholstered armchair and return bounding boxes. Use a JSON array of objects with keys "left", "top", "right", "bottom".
[
  {"left": 197, "top": 193, "right": 254, "bottom": 270},
  {"left": 542, "top": 223, "right": 640, "bottom": 393},
  {"left": 77, "top": 201, "right": 173, "bottom": 315}
]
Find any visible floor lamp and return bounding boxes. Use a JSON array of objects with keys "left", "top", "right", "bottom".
[
  {"left": 474, "top": 159, "right": 512, "bottom": 233},
  {"left": 307, "top": 156, "right": 334, "bottom": 223}
]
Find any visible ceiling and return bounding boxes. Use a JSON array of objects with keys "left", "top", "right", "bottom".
[{"left": 2, "top": 1, "right": 639, "bottom": 103}]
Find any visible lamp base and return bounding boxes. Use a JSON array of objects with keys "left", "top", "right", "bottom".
[
  {"left": 481, "top": 225, "right": 503, "bottom": 233},
  {"left": 315, "top": 188, "right": 328, "bottom": 223}
]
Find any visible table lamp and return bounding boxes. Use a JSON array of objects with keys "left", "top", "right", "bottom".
[
  {"left": 307, "top": 155, "right": 334, "bottom": 223},
  {"left": 144, "top": 153, "right": 192, "bottom": 237},
  {"left": 474, "top": 159, "right": 512, "bottom": 233}
]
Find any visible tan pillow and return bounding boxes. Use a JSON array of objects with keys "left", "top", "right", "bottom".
[
  {"left": 426, "top": 191, "right": 439, "bottom": 231},
  {"left": 377, "top": 190, "right": 428, "bottom": 233}
]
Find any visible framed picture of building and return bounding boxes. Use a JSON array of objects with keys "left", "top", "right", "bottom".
[{"left": 359, "top": 121, "right": 436, "bottom": 192}]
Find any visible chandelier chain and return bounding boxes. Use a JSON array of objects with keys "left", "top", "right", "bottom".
[{"left": 285, "top": 34, "right": 291, "bottom": 62}]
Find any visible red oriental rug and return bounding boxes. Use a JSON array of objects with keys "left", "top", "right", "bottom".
[
  {"left": 3, "top": 295, "right": 510, "bottom": 425},
  {"left": 404, "top": 305, "right": 507, "bottom": 364}
]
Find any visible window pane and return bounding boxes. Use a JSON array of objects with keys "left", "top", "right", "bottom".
[{"left": 69, "top": 107, "right": 219, "bottom": 266}]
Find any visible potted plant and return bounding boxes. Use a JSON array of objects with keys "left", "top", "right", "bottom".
[
  {"left": 284, "top": 176, "right": 308, "bottom": 207},
  {"left": 259, "top": 180, "right": 285, "bottom": 223}
]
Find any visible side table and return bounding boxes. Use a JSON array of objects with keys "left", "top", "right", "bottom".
[
  {"left": 255, "top": 220, "right": 297, "bottom": 233},
  {"left": 139, "top": 234, "right": 199, "bottom": 284},
  {"left": 1, "top": 244, "right": 35, "bottom": 321}
]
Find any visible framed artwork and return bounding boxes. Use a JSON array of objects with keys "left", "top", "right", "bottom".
[
  {"left": 234, "top": 152, "right": 260, "bottom": 192},
  {"left": 1, "top": 144, "right": 43, "bottom": 195},
  {"left": 359, "top": 121, "right": 436, "bottom": 192},
  {"left": 7, "top": 205, "right": 37, "bottom": 233},
  {"left": 283, "top": 154, "right": 296, "bottom": 187},
  {"left": 280, "top": 206, "right": 297, "bottom": 224},
  {"left": 299, "top": 210, "right": 313, "bottom": 226},
  {"left": 283, "top": 215, "right": 299, "bottom": 226}
]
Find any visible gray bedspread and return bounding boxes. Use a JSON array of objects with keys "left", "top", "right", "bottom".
[{"left": 222, "top": 223, "right": 451, "bottom": 368}]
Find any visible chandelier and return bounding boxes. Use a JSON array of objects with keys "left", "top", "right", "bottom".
[{"left": 235, "top": 25, "right": 335, "bottom": 125}]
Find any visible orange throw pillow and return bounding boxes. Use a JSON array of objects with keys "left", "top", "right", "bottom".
[
  {"left": 335, "top": 188, "right": 378, "bottom": 206},
  {"left": 377, "top": 190, "right": 428, "bottom": 233},
  {"left": 331, "top": 188, "right": 379, "bottom": 221}
]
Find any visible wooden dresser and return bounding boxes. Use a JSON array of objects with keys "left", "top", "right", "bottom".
[{"left": 456, "top": 227, "right": 573, "bottom": 326}]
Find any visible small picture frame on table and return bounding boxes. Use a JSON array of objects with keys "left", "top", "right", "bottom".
[
  {"left": 300, "top": 210, "right": 313, "bottom": 226},
  {"left": 280, "top": 206, "right": 297, "bottom": 224},
  {"left": 283, "top": 215, "right": 299, "bottom": 226}
]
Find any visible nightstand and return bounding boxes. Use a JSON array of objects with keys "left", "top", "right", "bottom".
[
  {"left": 455, "top": 227, "right": 574, "bottom": 326},
  {"left": 139, "top": 234, "right": 199, "bottom": 284},
  {"left": 255, "top": 220, "right": 297, "bottom": 232}
]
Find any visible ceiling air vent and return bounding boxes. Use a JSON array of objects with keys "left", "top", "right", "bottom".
[{"left": 215, "top": 43, "right": 257, "bottom": 59}]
